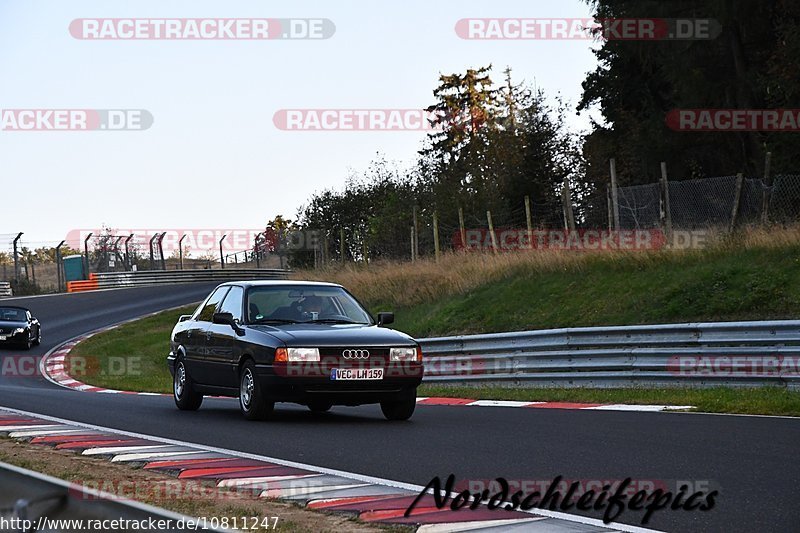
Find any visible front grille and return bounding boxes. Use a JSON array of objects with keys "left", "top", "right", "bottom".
[{"left": 319, "top": 347, "right": 390, "bottom": 363}]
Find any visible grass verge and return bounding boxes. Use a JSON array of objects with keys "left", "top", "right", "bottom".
[
  {"left": 66, "top": 227, "right": 800, "bottom": 415},
  {"left": 419, "top": 385, "right": 800, "bottom": 416}
]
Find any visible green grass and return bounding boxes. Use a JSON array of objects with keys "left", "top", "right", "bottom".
[
  {"left": 66, "top": 239, "right": 800, "bottom": 415},
  {"left": 68, "top": 306, "right": 195, "bottom": 394},
  {"left": 380, "top": 244, "right": 800, "bottom": 337},
  {"left": 419, "top": 385, "right": 800, "bottom": 416}
]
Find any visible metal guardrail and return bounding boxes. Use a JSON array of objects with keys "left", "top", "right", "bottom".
[
  {"left": 0, "top": 282, "right": 11, "bottom": 298},
  {"left": 418, "top": 320, "right": 800, "bottom": 388},
  {"left": 67, "top": 269, "right": 289, "bottom": 292},
  {"left": 0, "top": 462, "right": 228, "bottom": 532}
]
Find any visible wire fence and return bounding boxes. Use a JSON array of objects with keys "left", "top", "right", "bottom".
[{"left": 305, "top": 172, "right": 800, "bottom": 265}]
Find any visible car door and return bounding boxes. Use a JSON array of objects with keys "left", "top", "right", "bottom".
[
  {"left": 185, "top": 286, "right": 229, "bottom": 384},
  {"left": 205, "top": 285, "right": 244, "bottom": 389}
]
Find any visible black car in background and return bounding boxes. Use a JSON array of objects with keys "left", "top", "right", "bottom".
[
  {"left": 0, "top": 306, "right": 41, "bottom": 350},
  {"left": 168, "top": 281, "right": 424, "bottom": 421}
]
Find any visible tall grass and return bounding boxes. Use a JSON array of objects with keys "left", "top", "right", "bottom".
[{"left": 294, "top": 225, "right": 800, "bottom": 311}]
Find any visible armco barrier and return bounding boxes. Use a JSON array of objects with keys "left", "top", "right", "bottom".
[
  {"left": 418, "top": 320, "right": 800, "bottom": 389},
  {"left": 67, "top": 269, "right": 289, "bottom": 292},
  {"left": 0, "top": 461, "right": 228, "bottom": 532},
  {"left": 0, "top": 282, "right": 11, "bottom": 298}
]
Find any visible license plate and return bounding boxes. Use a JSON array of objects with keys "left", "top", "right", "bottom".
[
  {"left": 331, "top": 368, "right": 384, "bottom": 381},
  {"left": 0, "top": 336, "right": 6, "bottom": 341}
]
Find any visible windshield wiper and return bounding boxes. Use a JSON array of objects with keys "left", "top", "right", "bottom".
[
  {"left": 307, "top": 318, "right": 365, "bottom": 324},
  {"left": 253, "top": 318, "right": 299, "bottom": 325}
]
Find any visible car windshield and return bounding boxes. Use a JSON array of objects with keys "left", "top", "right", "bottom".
[
  {"left": 246, "top": 286, "right": 372, "bottom": 325},
  {"left": 0, "top": 308, "right": 26, "bottom": 322}
]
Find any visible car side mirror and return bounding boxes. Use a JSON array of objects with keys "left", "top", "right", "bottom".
[
  {"left": 377, "top": 312, "right": 394, "bottom": 327},
  {"left": 178, "top": 314, "right": 192, "bottom": 322},
  {"left": 213, "top": 312, "right": 244, "bottom": 335}
]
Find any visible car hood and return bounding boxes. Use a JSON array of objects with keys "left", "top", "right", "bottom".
[
  {"left": 0, "top": 320, "right": 26, "bottom": 330},
  {"left": 249, "top": 323, "right": 415, "bottom": 347}
]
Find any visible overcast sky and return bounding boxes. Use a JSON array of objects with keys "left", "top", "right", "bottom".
[{"left": 0, "top": 0, "right": 599, "bottom": 252}]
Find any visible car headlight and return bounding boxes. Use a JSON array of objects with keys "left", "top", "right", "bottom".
[
  {"left": 390, "top": 347, "right": 422, "bottom": 362},
  {"left": 12, "top": 328, "right": 25, "bottom": 335},
  {"left": 275, "top": 347, "right": 320, "bottom": 362}
]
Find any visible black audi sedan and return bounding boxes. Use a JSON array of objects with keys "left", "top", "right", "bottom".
[
  {"left": 168, "top": 281, "right": 423, "bottom": 421},
  {"left": 0, "top": 306, "right": 41, "bottom": 350}
]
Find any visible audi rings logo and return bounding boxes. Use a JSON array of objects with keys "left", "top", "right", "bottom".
[{"left": 342, "top": 349, "right": 370, "bottom": 359}]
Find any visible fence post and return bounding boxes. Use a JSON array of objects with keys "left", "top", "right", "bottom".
[
  {"left": 660, "top": 162, "right": 673, "bottom": 245},
  {"left": 486, "top": 210, "right": 499, "bottom": 254},
  {"left": 729, "top": 173, "right": 745, "bottom": 233},
  {"left": 561, "top": 178, "right": 576, "bottom": 232},
  {"left": 124, "top": 234, "right": 134, "bottom": 271},
  {"left": 760, "top": 151, "right": 773, "bottom": 225},
  {"left": 339, "top": 228, "right": 345, "bottom": 263},
  {"left": 524, "top": 195, "right": 533, "bottom": 249},
  {"left": 82, "top": 233, "right": 93, "bottom": 277},
  {"left": 55, "top": 240, "right": 65, "bottom": 292},
  {"left": 178, "top": 234, "right": 186, "bottom": 270},
  {"left": 410, "top": 226, "right": 416, "bottom": 261},
  {"left": 606, "top": 185, "right": 613, "bottom": 232},
  {"left": 158, "top": 232, "right": 167, "bottom": 270},
  {"left": 219, "top": 234, "right": 227, "bottom": 269},
  {"left": 413, "top": 206, "right": 419, "bottom": 260},
  {"left": 12, "top": 233, "right": 22, "bottom": 286},
  {"left": 610, "top": 158, "right": 620, "bottom": 231},
  {"left": 433, "top": 212, "right": 440, "bottom": 261},
  {"left": 458, "top": 207, "right": 466, "bottom": 250}
]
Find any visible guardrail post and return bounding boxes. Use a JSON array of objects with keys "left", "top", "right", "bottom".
[{"left": 219, "top": 234, "right": 227, "bottom": 269}]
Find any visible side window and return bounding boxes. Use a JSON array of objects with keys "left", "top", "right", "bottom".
[
  {"left": 218, "top": 286, "right": 244, "bottom": 322},
  {"left": 196, "top": 287, "right": 230, "bottom": 322}
]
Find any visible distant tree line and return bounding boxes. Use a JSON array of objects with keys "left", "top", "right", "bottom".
[{"left": 284, "top": 1, "right": 800, "bottom": 267}]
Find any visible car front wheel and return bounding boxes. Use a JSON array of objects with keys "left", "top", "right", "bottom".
[
  {"left": 174, "top": 359, "right": 203, "bottom": 411},
  {"left": 381, "top": 389, "right": 417, "bottom": 421},
  {"left": 239, "top": 360, "right": 274, "bottom": 421}
]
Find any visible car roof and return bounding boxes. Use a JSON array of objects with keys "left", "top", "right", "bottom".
[
  {"left": 0, "top": 305, "right": 30, "bottom": 312},
  {"left": 217, "top": 280, "right": 343, "bottom": 289}
]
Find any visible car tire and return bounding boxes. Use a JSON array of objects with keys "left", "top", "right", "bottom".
[
  {"left": 239, "top": 360, "right": 274, "bottom": 421},
  {"left": 174, "top": 359, "right": 203, "bottom": 411},
  {"left": 32, "top": 331, "right": 41, "bottom": 347},
  {"left": 380, "top": 389, "right": 417, "bottom": 421},
  {"left": 308, "top": 401, "right": 332, "bottom": 413},
  {"left": 20, "top": 333, "right": 32, "bottom": 351}
]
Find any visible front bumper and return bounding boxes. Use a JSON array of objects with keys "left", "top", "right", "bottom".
[
  {"left": 0, "top": 330, "right": 28, "bottom": 345},
  {"left": 254, "top": 361, "right": 423, "bottom": 405}
]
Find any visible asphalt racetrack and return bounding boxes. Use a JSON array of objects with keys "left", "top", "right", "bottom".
[{"left": 1, "top": 284, "right": 797, "bottom": 532}]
